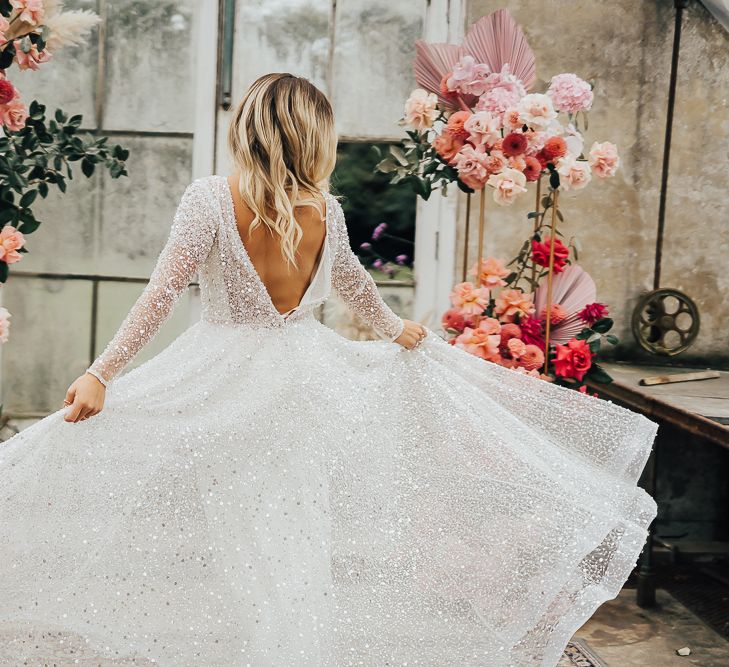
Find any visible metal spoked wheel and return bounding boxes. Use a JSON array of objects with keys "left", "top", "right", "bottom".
[{"left": 631, "top": 288, "right": 700, "bottom": 356}]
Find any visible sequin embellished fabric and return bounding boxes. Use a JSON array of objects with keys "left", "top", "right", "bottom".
[{"left": 0, "top": 175, "right": 658, "bottom": 666}]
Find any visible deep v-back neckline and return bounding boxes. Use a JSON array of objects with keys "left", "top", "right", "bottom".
[{"left": 220, "top": 175, "right": 330, "bottom": 321}]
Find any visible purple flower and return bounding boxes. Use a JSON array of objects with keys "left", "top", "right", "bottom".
[
  {"left": 372, "top": 223, "right": 387, "bottom": 241},
  {"left": 359, "top": 242, "right": 372, "bottom": 251},
  {"left": 373, "top": 259, "right": 384, "bottom": 269},
  {"left": 395, "top": 254, "right": 409, "bottom": 265}
]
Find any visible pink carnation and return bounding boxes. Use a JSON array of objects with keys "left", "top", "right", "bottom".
[
  {"left": 547, "top": 73, "right": 594, "bottom": 113},
  {"left": 577, "top": 302, "right": 609, "bottom": 326}
]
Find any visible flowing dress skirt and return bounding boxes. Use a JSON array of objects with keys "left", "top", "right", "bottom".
[{"left": 0, "top": 318, "right": 657, "bottom": 666}]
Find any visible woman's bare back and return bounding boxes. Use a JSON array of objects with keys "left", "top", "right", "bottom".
[{"left": 226, "top": 175, "right": 327, "bottom": 315}]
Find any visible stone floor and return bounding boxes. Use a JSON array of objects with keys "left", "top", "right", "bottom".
[{"left": 570, "top": 588, "right": 729, "bottom": 666}]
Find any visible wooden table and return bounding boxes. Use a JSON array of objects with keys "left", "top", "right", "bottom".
[
  {"left": 586, "top": 361, "right": 729, "bottom": 608},
  {"left": 586, "top": 362, "right": 729, "bottom": 448}
]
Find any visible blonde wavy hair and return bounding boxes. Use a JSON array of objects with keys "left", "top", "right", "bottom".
[{"left": 227, "top": 73, "right": 338, "bottom": 267}]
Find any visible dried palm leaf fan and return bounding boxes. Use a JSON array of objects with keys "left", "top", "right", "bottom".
[
  {"left": 413, "top": 9, "right": 536, "bottom": 289},
  {"left": 632, "top": 0, "right": 700, "bottom": 356}
]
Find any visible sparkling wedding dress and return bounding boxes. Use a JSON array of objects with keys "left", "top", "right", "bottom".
[{"left": 0, "top": 175, "right": 658, "bottom": 666}]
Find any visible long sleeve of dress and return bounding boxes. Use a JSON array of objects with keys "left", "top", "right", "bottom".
[
  {"left": 330, "top": 198, "right": 405, "bottom": 342},
  {"left": 87, "top": 179, "right": 217, "bottom": 385}
]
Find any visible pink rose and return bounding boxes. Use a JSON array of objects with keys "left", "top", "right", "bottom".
[
  {"left": 464, "top": 111, "right": 501, "bottom": 147},
  {"left": 0, "top": 95, "right": 28, "bottom": 131},
  {"left": 0, "top": 225, "right": 26, "bottom": 264},
  {"left": 494, "top": 288, "right": 535, "bottom": 323},
  {"left": 449, "top": 281, "right": 489, "bottom": 316},
  {"left": 10, "top": 0, "right": 45, "bottom": 25},
  {"left": 470, "top": 256, "right": 510, "bottom": 289},
  {"left": 0, "top": 307, "right": 10, "bottom": 343},
  {"left": 453, "top": 144, "right": 489, "bottom": 190},
  {"left": 588, "top": 141, "right": 620, "bottom": 178},
  {"left": 13, "top": 39, "right": 52, "bottom": 71},
  {"left": 547, "top": 73, "right": 594, "bottom": 113},
  {"left": 557, "top": 157, "right": 592, "bottom": 191},
  {"left": 487, "top": 167, "right": 527, "bottom": 206},
  {"left": 483, "top": 150, "right": 507, "bottom": 175},
  {"left": 403, "top": 88, "right": 439, "bottom": 130},
  {"left": 0, "top": 16, "right": 10, "bottom": 46}
]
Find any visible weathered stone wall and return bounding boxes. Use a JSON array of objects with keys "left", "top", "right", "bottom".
[
  {"left": 465, "top": 0, "right": 729, "bottom": 365},
  {"left": 2, "top": 0, "right": 198, "bottom": 415}
]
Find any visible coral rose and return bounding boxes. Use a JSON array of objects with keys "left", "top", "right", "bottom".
[
  {"left": 446, "top": 110, "right": 472, "bottom": 140},
  {"left": 487, "top": 167, "right": 527, "bottom": 206},
  {"left": 523, "top": 156, "right": 542, "bottom": 182},
  {"left": 553, "top": 338, "right": 593, "bottom": 381},
  {"left": 0, "top": 225, "right": 26, "bottom": 263},
  {"left": 494, "top": 288, "right": 535, "bottom": 323},
  {"left": 502, "top": 132, "right": 528, "bottom": 156},
  {"left": 0, "top": 95, "right": 28, "bottom": 131},
  {"left": 403, "top": 88, "right": 439, "bottom": 130},
  {"left": 455, "top": 318, "right": 502, "bottom": 361},
  {"left": 588, "top": 141, "right": 620, "bottom": 178},
  {"left": 432, "top": 130, "right": 465, "bottom": 165},
  {"left": 470, "top": 256, "right": 510, "bottom": 289},
  {"left": 517, "top": 344, "right": 545, "bottom": 371},
  {"left": 542, "top": 136, "right": 567, "bottom": 160},
  {"left": 531, "top": 235, "right": 569, "bottom": 273},
  {"left": 449, "top": 281, "right": 489, "bottom": 316}
]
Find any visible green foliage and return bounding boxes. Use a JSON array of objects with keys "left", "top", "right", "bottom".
[{"left": 0, "top": 102, "right": 129, "bottom": 281}]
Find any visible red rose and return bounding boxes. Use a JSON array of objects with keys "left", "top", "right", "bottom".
[
  {"left": 531, "top": 236, "right": 569, "bottom": 273},
  {"left": 553, "top": 338, "right": 593, "bottom": 381}
]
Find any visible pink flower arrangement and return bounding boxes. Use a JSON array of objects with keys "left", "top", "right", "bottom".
[
  {"left": 546, "top": 73, "right": 594, "bottom": 114},
  {"left": 0, "top": 225, "right": 26, "bottom": 264}
]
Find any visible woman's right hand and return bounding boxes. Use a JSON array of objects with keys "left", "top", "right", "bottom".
[
  {"left": 63, "top": 373, "right": 106, "bottom": 423},
  {"left": 394, "top": 319, "right": 427, "bottom": 350}
]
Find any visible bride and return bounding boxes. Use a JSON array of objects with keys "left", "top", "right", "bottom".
[{"left": 0, "top": 73, "right": 658, "bottom": 666}]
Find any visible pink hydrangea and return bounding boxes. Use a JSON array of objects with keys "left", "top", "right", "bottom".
[
  {"left": 547, "top": 73, "right": 594, "bottom": 114},
  {"left": 446, "top": 55, "right": 492, "bottom": 97}
]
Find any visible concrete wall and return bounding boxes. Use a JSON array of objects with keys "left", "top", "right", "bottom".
[
  {"left": 464, "top": 0, "right": 729, "bottom": 365},
  {"left": 2, "top": 0, "right": 198, "bottom": 415}
]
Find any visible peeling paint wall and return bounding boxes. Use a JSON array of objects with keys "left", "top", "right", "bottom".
[{"left": 465, "top": 1, "right": 729, "bottom": 365}]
